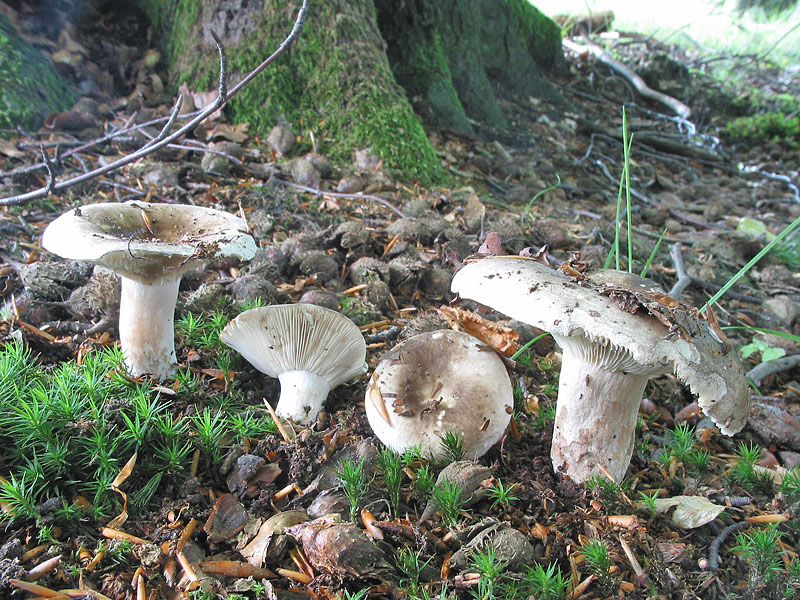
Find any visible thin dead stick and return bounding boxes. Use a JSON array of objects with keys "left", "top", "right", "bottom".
[
  {"left": 563, "top": 37, "right": 691, "bottom": 118},
  {"left": 747, "top": 354, "right": 800, "bottom": 387},
  {"left": 618, "top": 536, "right": 645, "bottom": 578},
  {"left": 0, "top": 0, "right": 309, "bottom": 207},
  {"left": 263, "top": 398, "right": 295, "bottom": 442},
  {"left": 272, "top": 176, "right": 407, "bottom": 219},
  {"left": 669, "top": 243, "right": 691, "bottom": 299}
]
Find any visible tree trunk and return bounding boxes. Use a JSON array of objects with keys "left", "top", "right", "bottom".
[
  {"left": 375, "top": 0, "right": 566, "bottom": 134},
  {"left": 0, "top": 12, "right": 76, "bottom": 134},
  {"left": 139, "top": 0, "right": 564, "bottom": 182}
]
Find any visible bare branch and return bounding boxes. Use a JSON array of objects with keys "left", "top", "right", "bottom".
[
  {"left": 0, "top": 0, "right": 310, "bottom": 207},
  {"left": 271, "top": 176, "right": 407, "bottom": 219},
  {"left": 142, "top": 95, "right": 184, "bottom": 150},
  {"left": 40, "top": 145, "right": 56, "bottom": 195}
]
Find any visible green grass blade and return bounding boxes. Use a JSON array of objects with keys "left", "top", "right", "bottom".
[
  {"left": 510, "top": 333, "right": 551, "bottom": 362},
  {"left": 700, "top": 213, "right": 800, "bottom": 313},
  {"left": 640, "top": 228, "right": 668, "bottom": 278},
  {"left": 721, "top": 326, "right": 800, "bottom": 344},
  {"left": 607, "top": 168, "right": 626, "bottom": 270},
  {"left": 622, "top": 108, "right": 634, "bottom": 273}
]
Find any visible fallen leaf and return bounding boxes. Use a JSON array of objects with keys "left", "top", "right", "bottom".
[
  {"left": 210, "top": 122, "right": 249, "bottom": 143},
  {"left": 437, "top": 305, "right": 518, "bottom": 356},
  {"left": 0, "top": 139, "right": 25, "bottom": 158},
  {"left": 651, "top": 495, "right": 724, "bottom": 529}
]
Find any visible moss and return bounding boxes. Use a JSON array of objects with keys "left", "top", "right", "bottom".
[
  {"left": 506, "top": 0, "right": 563, "bottom": 72},
  {"left": 390, "top": 32, "right": 471, "bottom": 134},
  {"left": 726, "top": 112, "right": 800, "bottom": 147},
  {"left": 145, "top": 1, "right": 441, "bottom": 184},
  {"left": 138, "top": 0, "right": 200, "bottom": 67},
  {"left": 0, "top": 14, "right": 76, "bottom": 135},
  {"left": 725, "top": 93, "right": 800, "bottom": 147}
]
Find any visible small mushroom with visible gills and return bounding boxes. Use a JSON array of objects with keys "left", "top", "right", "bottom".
[
  {"left": 365, "top": 330, "right": 513, "bottom": 460},
  {"left": 451, "top": 257, "right": 750, "bottom": 483},
  {"left": 41, "top": 201, "right": 257, "bottom": 380},
  {"left": 220, "top": 304, "right": 367, "bottom": 425}
]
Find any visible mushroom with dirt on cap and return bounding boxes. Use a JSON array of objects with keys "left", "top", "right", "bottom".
[
  {"left": 41, "top": 201, "right": 257, "bottom": 380},
  {"left": 451, "top": 257, "right": 750, "bottom": 483},
  {"left": 219, "top": 304, "right": 367, "bottom": 425},
  {"left": 365, "top": 329, "right": 514, "bottom": 461}
]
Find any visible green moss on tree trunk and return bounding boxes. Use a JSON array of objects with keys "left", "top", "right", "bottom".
[
  {"left": 0, "top": 13, "right": 76, "bottom": 135},
  {"left": 375, "top": 0, "right": 566, "bottom": 134},
  {"left": 140, "top": 0, "right": 441, "bottom": 183}
]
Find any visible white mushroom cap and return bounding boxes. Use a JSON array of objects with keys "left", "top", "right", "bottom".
[
  {"left": 220, "top": 304, "right": 367, "bottom": 425},
  {"left": 365, "top": 330, "right": 513, "bottom": 460},
  {"left": 42, "top": 201, "right": 257, "bottom": 379},
  {"left": 451, "top": 257, "right": 750, "bottom": 481},
  {"left": 42, "top": 201, "right": 256, "bottom": 283}
]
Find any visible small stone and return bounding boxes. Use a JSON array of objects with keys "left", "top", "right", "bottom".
[
  {"left": 65, "top": 267, "right": 120, "bottom": 321},
  {"left": 332, "top": 221, "right": 371, "bottom": 251},
  {"left": 420, "top": 267, "right": 453, "bottom": 299},
  {"left": 19, "top": 260, "right": 91, "bottom": 301},
  {"left": 451, "top": 522, "right": 534, "bottom": 571},
  {"left": 304, "top": 152, "right": 333, "bottom": 178},
  {"left": 288, "top": 158, "right": 321, "bottom": 188},
  {"left": 354, "top": 148, "right": 381, "bottom": 171},
  {"left": 204, "top": 494, "right": 248, "bottom": 542},
  {"left": 286, "top": 515, "right": 394, "bottom": 579},
  {"left": 228, "top": 276, "right": 285, "bottom": 305},
  {"left": 763, "top": 295, "right": 798, "bottom": 325},
  {"left": 183, "top": 283, "right": 225, "bottom": 313},
  {"left": 349, "top": 257, "right": 389, "bottom": 285},
  {"left": 246, "top": 246, "right": 287, "bottom": 280},
  {"left": 267, "top": 123, "right": 295, "bottom": 156},
  {"left": 779, "top": 451, "right": 800, "bottom": 469},
  {"left": 142, "top": 165, "right": 179, "bottom": 188},
  {"left": 297, "top": 250, "right": 339, "bottom": 283},
  {"left": 299, "top": 289, "right": 340, "bottom": 310},
  {"left": 200, "top": 141, "right": 244, "bottom": 175},
  {"left": 420, "top": 461, "right": 491, "bottom": 522},
  {"left": 307, "top": 489, "right": 351, "bottom": 519},
  {"left": 336, "top": 175, "right": 365, "bottom": 193}
]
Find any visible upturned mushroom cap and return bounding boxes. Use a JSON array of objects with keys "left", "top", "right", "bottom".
[
  {"left": 42, "top": 201, "right": 257, "bottom": 282},
  {"left": 452, "top": 257, "right": 750, "bottom": 482},
  {"left": 220, "top": 304, "right": 367, "bottom": 424},
  {"left": 365, "top": 330, "right": 513, "bottom": 460},
  {"left": 41, "top": 201, "right": 256, "bottom": 380}
]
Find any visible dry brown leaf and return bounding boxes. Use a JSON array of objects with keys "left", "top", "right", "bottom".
[
  {"left": 210, "top": 122, "right": 249, "bottom": 143},
  {"left": 0, "top": 139, "right": 25, "bottom": 159},
  {"left": 438, "top": 305, "right": 518, "bottom": 356}
]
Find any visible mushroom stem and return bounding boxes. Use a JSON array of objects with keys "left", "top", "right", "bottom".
[
  {"left": 275, "top": 370, "right": 332, "bottom": 425},
  {"left": 550, "top": 347, "right": 650, "bottom": 483},
  {"left": 118, "top": 274, "right": 181, "bottom": 380}
]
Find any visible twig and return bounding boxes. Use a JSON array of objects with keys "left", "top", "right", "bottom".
[
  {"left": 39, "top": 146, "right": 56, "bottom": 195},
  {"left": 747, "top": 354, "right": 800, "bottom": 387},
  {"left": 365, "top": 325, "right": 402, "bottom": 344},
  {"left": 707, "top": 521, "right": 751, "bottom": 572},
  {"left": 563, "top": 37, "right": 691, "bottom": 118},
  {"left": 141, "top": 95, "right": 184, "bottom": 150},
  {"left": 271, "top": 176, "right": 407, "bottom": 219},
  {"left": 0, "top": 0, "right": 310, "bottom": 207},
  {"left": 669, "top": 243, "right": 691, "bottom": 299}
]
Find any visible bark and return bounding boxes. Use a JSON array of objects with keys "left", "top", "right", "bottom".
[
  {"left": 375, "top": 0, "right": 566, "bottom": 133},
  {"left": 139, "top": 0, "right": 565, "bottom": 181}
]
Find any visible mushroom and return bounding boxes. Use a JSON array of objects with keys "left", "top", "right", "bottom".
[
  {"left": 451, "top": 257, "right": 750, "bottom": 482},
  {"left": 365, "top": 330, "right": 513, "bottom": 460},
  {"left": 219, "top": 304, "right": 367, "bottom": 424},
  {"left": 42, "top": 201, "right": 256, "bottom": 380}
]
